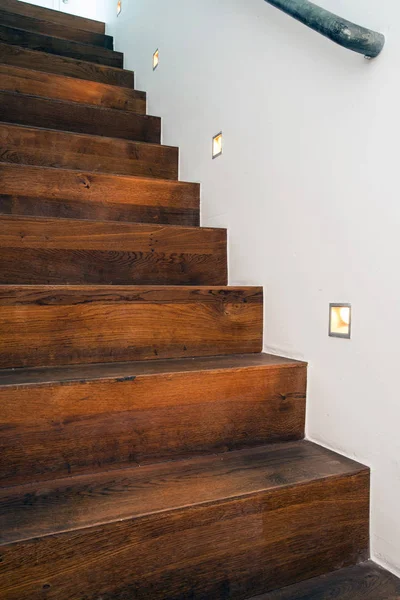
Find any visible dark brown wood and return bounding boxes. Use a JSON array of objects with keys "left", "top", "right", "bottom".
[
  {"left": 0, "top": 215, "right": 227, "bottom": 285},
  {"left": 0, "top": 24, "right": 123, "bottom": 67},
  {"left": 0, "top": 0, "right": 105, "bottom": 34},
  {"left": 0, "top": 42, "right": 134, "bottom": 87},
  {"left": 0, "top": 285, "right": 263, "bottom": 368},
  {"left": 0, "top": 90, "right": 160, "bottom": 143},
  {"left": 0, "top": 442, "right": 370, "bottom": 600},
  {"left": 0, "top": 64, "right": 145, "bottom": 112},
  {"left": 0, "top": 10, "right": 112, "bottom": 48},
  {"left": 0, "top": 353, "right": 306, "bottom": 484},
  {"left": 251, "top": 561, "right": 400, "bottom": 599},
  {"left": 0, "top": 164, "right": 200, "bottom": 225},
  {"left": 0, "top": 123, "right": 179, "bottom": 179}
]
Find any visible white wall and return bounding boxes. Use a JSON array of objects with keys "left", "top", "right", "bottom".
[
  {"left": 23, "top": 0, "right": 113, "bottom": 25},
  {"left": 105, "top": 0, "right": 400, "bottom": 576}
]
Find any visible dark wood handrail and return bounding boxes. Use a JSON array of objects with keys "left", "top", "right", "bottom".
[{"left": 265, "top": 0, "right": 385, "bottom": 58}]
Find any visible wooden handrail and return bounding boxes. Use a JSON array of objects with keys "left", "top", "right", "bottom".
[{"left": 265, "top": 0, "right": 385, "bottom": 58}]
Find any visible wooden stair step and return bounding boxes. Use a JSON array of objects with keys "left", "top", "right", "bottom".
[
  {"left": 0, "top": 42, "right": 134, "bottom": 86},
  {"left": 0, "top": 24, "right": 123, "bottom": 67},
  {"left": 0, "top": 285, "right": 263, "bottom": 369},
  {"left": 0, "top": 441, "right": 369, "bottom": 600},
  {"left": 0, "top": 90, "right": 160, "bottom": 143},
  {"left": 250, "top": 561, "right": 400, "bottom": 599},
  {"left": 0, "top": 123, "right": 178, "bottom": 179},
  {"left": 0, "top": 0, "right": 105, "bottom": 34},
  {"left": 0, "top": 64, "right": 145, "bottom": 113},
  {"left": 0, "top": 9, "right": 113, "bottom": 48},
  {"left": 0, "top": 163, "right": 200, "bottom": 225},
  {"left": 0, "top": 215, "right": 227, "bottom": 285},
  {"left": 0, "top": 353, "right": 307, "bottom": 485}
]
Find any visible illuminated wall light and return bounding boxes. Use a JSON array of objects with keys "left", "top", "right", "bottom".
[
  {"left": 329, "top": 303, "right": 352, "bottom": 339},
  {"left": 117, "top": 0, "right": 121, "bottom": 15},
  {"left": 153, "top": 49, "right": 159, "bottom": 70},
  {"left": 212, "top": 132, "right": 223, "bottom": 159}
]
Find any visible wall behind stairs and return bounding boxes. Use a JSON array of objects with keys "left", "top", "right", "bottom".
[
  {"left": 29, "top": 0, "right": 400, "bottom": 576},
  {"left": 23, "top": 0, "right": 113, "bottom": 24}
]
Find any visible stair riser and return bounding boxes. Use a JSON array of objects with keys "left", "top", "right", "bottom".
[
  {"left": 0, "top": 365, "right": 306, "bottom": 485},
  {"left": 0, "top": 472, "right": 369, "bottom": 600},
  {"left": 0, "top": 0, "right": 105, "bottom": 34},
  {"left": 0, "top": 287, "right": 263, "bottom": 368},
  {"left": 0, "top": 65, "right": 145, "bottom": 113},
  {"left": 0, "top": 10, "right": 113, "bottom": 47},
  {"left": 0, "top": 164, "right": 200, "bottom": 226},
  {"left": 0, "top": 24, "right": 123, "bottom": 67},
  {"left": 0, "top": 218, "right": 227, "bottom": 286},
  {"left": 0, "top": 124, "right": 178, "bottom": 179},
  {"left": 1, "top": 91, "right": 160, "bottom": 143},
  {"left": 0, "top": 43, "right": 134, "bottom": 87}
]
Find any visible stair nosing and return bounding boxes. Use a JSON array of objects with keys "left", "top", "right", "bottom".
[
  {"left": 0, "top": 120, "right": 178, "bottom": 150},
  {"left": 0, "top": 353, "right": 307, "bottom": 387}
]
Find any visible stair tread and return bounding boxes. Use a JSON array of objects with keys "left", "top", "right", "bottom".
[
  {"left": 0, "top": 121, "right": 177, "bottom": 150},
  {"left": 0, "top": 352, "right": 306, "bottom": 386},
  {"left": 0, "top": 440, "right": 368, "bottom": 545},
  {"left": 0, "top": 122, "right": 179, "bottom": 179},
  {"left": 0, "top": 64, "right": 145, "bottom": 112},
  {"left": 0, "top": 9, "right": 112, "bottom": 48},
  {"left": 0, "top": 89, "right": 161, "bottom": 142},
  {"left": 0, "top": 23, "right": 123, "bottom": 68},
  {"left": 249, "top": 561, "right": 400, "bottom": 599},
  {"left": 0, "top": 0, "right": 105, "bottom": 34},
  {"left": 0, "top": 42, "right": 135, "bottom": 87}
]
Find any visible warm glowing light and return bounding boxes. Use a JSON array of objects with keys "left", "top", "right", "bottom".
[
  {"left": 153, "top": 49, "right": 159, "bottom": 70},
  {"left": 212, "top": 132, "right": 223, "bottom": 158},
  {"left": 329, "top": 304, "right": 352, "bottom": 339},
  {"left": 117, "top": 0, "right": 121, "bottom": 15}
]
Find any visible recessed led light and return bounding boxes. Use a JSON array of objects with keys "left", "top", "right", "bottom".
[
  {"left": 329, "top": 304, "right": 352, "bottom": 339},
  {"left": 117, "top": 0, "right": 121, "bottom": 15},
  {"left": 212, "top": 132, "right": 223, "bottom": 159},
  {"left": 153, "top": 49, "right": 159, "bottom": 70}
]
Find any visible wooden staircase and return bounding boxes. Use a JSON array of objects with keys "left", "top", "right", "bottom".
[{"left": 0, "top": 1, "right": 395, "bottom": 598}]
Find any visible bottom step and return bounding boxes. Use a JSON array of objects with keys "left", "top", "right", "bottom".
[
  {"left": 251, "top": 561, "right": 400, "bottom": 599},
  {"left": 0, "top": 441, "right": 369, "bottom": 599}
]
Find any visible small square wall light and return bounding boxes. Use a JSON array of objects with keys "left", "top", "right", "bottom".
[
  {"left": 117, "top": 0, "right": 121, "bottom": 15},
  {"left": 153, "top": 49, "right": 159, "bottom": 70},
  {"left": 212, "top": 132, "right": 223, "bottom": 159},
  {"left": 329, "top": 303, "right": 352, "bottom": 339}
]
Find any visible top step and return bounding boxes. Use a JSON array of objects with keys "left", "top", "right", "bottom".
[
  {"left": 0, "top": 9, "right": 113, "bottom": 48},
  {"left": 0, "top": 0, "right": 105, "bottom": 34}
]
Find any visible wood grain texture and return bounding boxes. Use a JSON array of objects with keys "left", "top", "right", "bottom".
[
  {"left": 0, "top": 10, "right": 112, "bottom": 47},
  {"left": 0, "top": 42, "right": 134, "bottom": 87},
  {"left": 0, "top": 123, "right": 178, "bottom": 179},
  {"left": 0, "top": 0, "right": 105, "bottom": 34},
  {"left": 0, "top": 215, "right": 227, "bottom": 285},
  {"left": 0, "top": 285, "right": 263, "bottom": 368},
  {"left": 0, "top": 64, "right": 145, "bottom": 112},
  {"left": 0, "top": 163, "right": 199, "bottom": 225},
  {"left": 0, "top": 353, "right": 306, "bottom": 484},
  {"left": 251, "top": 561, "right": 400, "bottom": 599},
  {"left": 0, "top": 90, "right": 160, "bottom": 143},
  {"left": 0, "top": 442, "right": 370, "bottom": 600},
  {"left": 0, "top": 24, "right": 123, "bottom": 67}
]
